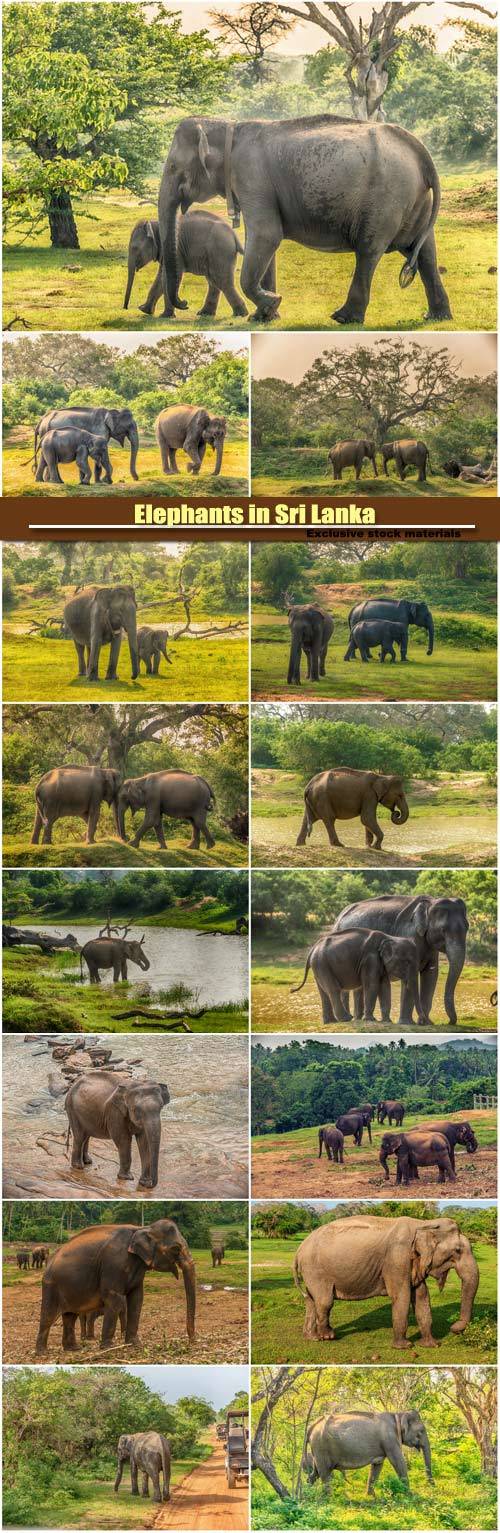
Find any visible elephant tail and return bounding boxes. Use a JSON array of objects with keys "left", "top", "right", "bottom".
[
  {"left": 302, "top": 787, "right": 315, "bottom": 840},
  {"left": 65, "top": 1121, "right": 72, "bottom": 1154},
  {"left": 200, "top": 778, "right": 216, "bottom": 810},
  {"left": 290, "top": 949, "right": 312, "bottom": 994},
  {"left": 34, "top": 786, "right": 48, "bottom": 827},
  {"left": 399, "top": 140, "right": 442, "bottom": 287},
  {"left": 293, "top": 1250, "right": 306, "bottom": 1293}
]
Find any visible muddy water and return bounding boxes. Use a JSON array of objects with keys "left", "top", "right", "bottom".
[
  {"left": 3, "top": 1035, "right": 248, "bottom": 1200},
  {"left": 37, "top": 924, "right": 248, "bottom": 1006}
]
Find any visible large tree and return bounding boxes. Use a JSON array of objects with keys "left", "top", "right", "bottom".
[
  {"left": 209, "top": 3, "right": 293, "bottom": 82},
  {"left": 299, "top": 339, "right": 463, "bottom": 445}
]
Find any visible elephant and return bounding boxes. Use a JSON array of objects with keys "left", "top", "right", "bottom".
[
  {"left": 379, "top": 1131, "right": 405, "bottom": 1179},
  {"left": 211, "top": 1241, "right": 225, "bottom": 1266},
  {"left": 328, "top": 439, "right": 378, "bottom": 481},
  {"left": 332, "top": 893, "right": 468, "bottom": 1026},
  {"left": 64, "top": 1071, "right": 170, "bottom": 1189},
  {"left": 303, "top": 1408, "right": 433, "bottom": 1496},
  {"left": 296, "top": 767, "right": 409, "bottom": 852},
  {"left": 158, "top": 116, "right": 451, "bottom": 326},
  {"left": 34, "top": 429, "right": 113, "bottom": 486},
  {"left": 137, "top": 625, "right": 172, "bottom": 676},
  {"left": 345, "top": 597, "right": 434, "bottom": 659},
  {"left": 349, "top": 620, "right": 406, "bottom": 664},
  {"left": 124, "top": 212, "right": 247, "bottom": 318},
  {"left": 115, "top": 1432, "right": 171, "bottom": 1503},
  {"left": 291, "top": 929, "right": 423, "bottom": 1026},
  {"left": 285, "top": 601, "right": 334, "bottom": 685},
  {"left": 335, "top": 1111, "right": 366, "bottom": 1146},
  {"left": 17, "top": 1251, "right": 30, "bottom": 1270},
  {"left": 318, "top": 1126, "right": 344, "bottom": 1163},
  {"left": 294, "top": 1213, "right": 479, "bottom": 1346},
  {"left": 117, "top": 770, "right": 216, "bottom": 850},
  {"left": 32, "top": 1247, "right": 48, "bottom": 1269},
  {"left": 155, "top": 405, "right": 227, "bottom": 477},
  {"left": 382, "top": 439, "right": 431, "bottom": 481},
  {"left": 35, "top": 406, "right": 139, "bottom": 480},
  {"left": 63, "top": 584, "right": 139, "bottom": 682},
  {"left": 35, "top": 1216, "right": 196, "bottom": 1353},
  {"left": 395, "top": 1130, "right": 457, "bottom": 1185},
  {"left": 80, "top": 934, "right": 150, "bottom": 984},
  {"left": 347, "top": 1106, "right": 373, "bottom": 1143},
  {"left": 406, "top": 1120, "right": 478, "bottom": 1176},
  {"left": 31, "top": 766, "right": 121, "bottom": 846},
  {"left": 377, "top": 1099, "right": 405, "bottom": 1126}
]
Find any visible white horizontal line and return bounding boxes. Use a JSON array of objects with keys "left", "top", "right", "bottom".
[{"left": 29, "top": 520, "right": 477, "bottom": 530}]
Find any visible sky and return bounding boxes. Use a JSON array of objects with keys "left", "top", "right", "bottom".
[
  {"left": 252, "top": 1198, "right": 495, "bottom": 1209},
  {"left": 182, "top": 2, "right": 497, "bottom": 55},
  {"left": 251, "top": 332, "right": 498, "bottom": 384},
  {"left": 255, "top": 1033, "right": 492, "bottom": 1051},
  {"left": 127, "top": 1365, "right": 248, "bottom": 1406},
  {"left": 3, "top": 332, "right": 249, "bottom": 360}
]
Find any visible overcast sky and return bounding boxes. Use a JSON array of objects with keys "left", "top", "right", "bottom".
[
  {"left": 251, "top": 331, "right": 498, "bottom": 384},
  {"left": 183, "top": 2, "right": 496, "bottom": 55},
  {"left": 127, "top": 1365, "right": 248, "bottom": 1406},
  {"left": 255, "top": 1033, "right": 492, "bottom": 1051},
  {"left": 3, "top": 332, "right": 248, "bottom": 360},
  {"left": 252, "top": 1198, "right": 495, "bottom": 1210}
]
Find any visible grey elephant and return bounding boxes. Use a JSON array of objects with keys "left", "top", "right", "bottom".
[
  {"left": 35, "top": 429, "right": 113, "bottom": 486},
  {"left": 377, "top": 1098, "right": 405, "bottom": 1125},
  {"left": 31, "top": 765, "right": 121, "bottom": 845},
  {"left": 137, "top": 625, "right": 172, "bottom": 676},
  {"left": 294, "top": 1213, "right": 479, "bottom": 1346},
  {"left": 382, "top": 439, "right": 431, "bottom": 481},
  {"left": 80, "top": 934, "right": 150, "bottom": 984},
  {"left": 328, "top": 439, "right": 378, "bottom": 481},
  {"left": 345, "top": 597, "right": 434, "bottom": 659},
  {"left": 296, "top": 767, "right": 409, "bottom": 852},
  {"left": 63, "top": 584, "right": 139, "bottom": 681},
  {"left": 65, "top": 1070, "right": 170, "bottom": 1188},
  {"left": 158, "top": 116, "right": 451, "bottom": 325},
  {"left": 303, "top": 1408, "right": 433, "bottom": 1496},
  {"left": 35, "top": 406, "right": 139, "bottom": 481},
  {"left": 155, "top": 405, "right": 227, "bottom": 477},
  {"left": 211, "top": 1240, "right": 225, "bottom": 1266},
  {"left": 332, "top": 893, "right": 468, "bottom": 1026},
  {"left": 317, "top": 1125, "right": 344, "bottom": 1162},
  {"left": 117, "top": 770, "right": 216, "bottom": 850},
  {"left": 124, "top": 211, "right": 247, "bottom": 318},
  {"left": 115, "top": 1431, "right": 171, "bottom": 1503},
  {"left": 291, "top": 929, "right": 423, "bottom": 1025},
  {"left": 349, "top": 619, "right": 406, "bottom": 663},
  {"left": 285, "top": 599, "right": 334, "bottom": 686},
  {"left": 17, "top": 1251, "right": 30, "bottom": 1270}
]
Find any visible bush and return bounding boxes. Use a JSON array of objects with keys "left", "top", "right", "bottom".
[{"left": 3, "top": 569, "right": 17, "bottom": 609}]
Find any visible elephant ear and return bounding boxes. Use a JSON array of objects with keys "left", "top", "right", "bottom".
[
  {"left": 103, "top": 411, "right": 116, "bottom": 434},
  {"left": 127, "top": 1229, "right": 156, "bottom": 1267},
  {"left": 379, "top": 936, "right": 395, "bottom": 965},
  {"left": 195, "top": 123, "right": 210, "bottom": 172},
  {"left": 411, "top": 1227, "right": 438, "bottom": 1285},
  {"left": 413, "top": 900, "right": 429, "bottom": 938}
]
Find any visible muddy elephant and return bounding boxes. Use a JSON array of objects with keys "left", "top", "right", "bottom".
[
  {"left": 291, "top": 929, "right": 422, "bottom": 1026},
  {"left": 396, "top": 1130, "right": 457, "bottom": 1185},
  {"left": 31, "top": 766, "right": 121, "bottom": 846},
  {"left": 328, "top": 439, "right": 378, "bottom": 481},
  {"left": 159, "top": 116, "right": 450, "bottom": 325},
  {"left": 346, "top": 597, "right": 434, "bottom": 659},
  {"left": 377, "top": 1099, "right": 405, "bottom": 1126},
  {"left": 382, "top": 439, "right": 431, "bottom": 481},
  {"left": 64, "top": 1071, "right": 170, "bottom": 1189},
  {"left": 304, "top": 1408, "right": 432, "bottom": 1496},
  {"left": 32, "top": 1247, "right": 48, "bottom": 1269},
  {"left": 285, "top": 600, "right": 334, "bottom": 685},
  {"left": 137, "top": 625, "right": 172, "bottom": 676},
  {"left": 349, "top": 619, "right": 406, "bottom": 664},
  {"left": 294, "top": 1213, "right": 479, "bottom": 1346},
  {"left": 35, "top": 406, "right": 139, "bottom": 480},
  {"left": 117, "top": 770, "right": 216, "bottom": 851},
  {"left": 335, "top": 1111, "right": 365, "bottom": 1146},
  {"left": 332, "top": 893, "right": 468, "bottom": 1026},
  {"left": 17, "top": 1251, "right": 30, "bottom": 1270},
  {"left": 211, "top": 1241, "right": 225, "bottom": 1266},
  {"left": 156, "top": 405, "right": 227, "bottom": 477},
  {"left": 296, "top": 767, "right": 409, "bottom": 852},
  {"left": 80, "top": 935, "right": 150, "bottom": 984},
  {"left": 124, "top": 212, "right": 247, "bottom": 318},
  {"left": 34, "top": 428, "right": 113, "bottom": 486},
  {"left": 35, "top": 1216, "right": 195, "bottom": 1353},
  {"left": 318, "top": 1126, "right": 344, "bottom": 1163},
  {"left": 115, "top": 1432, "right": 171, "bottom": 1503},
  {"left": 63, "top": 584, "right": 139, "bottom": 682}
]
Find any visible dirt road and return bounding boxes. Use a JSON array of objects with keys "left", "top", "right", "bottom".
[{"left": 153, "top": 1436, "right": 248, "bottom": 1531}]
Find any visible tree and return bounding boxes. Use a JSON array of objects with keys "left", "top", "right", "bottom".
[
  {"left": 251, "top": 1367, "right": 308, "bottom": 1500},
  {"left": 209, "top": 4, "right": 293, "bottom": 83},
  {"left": 441, "top": 1368, "right": 497, "bottom": 1476},
  {"left": 300, "top": 339, "right": 462, "bottom": 445}
]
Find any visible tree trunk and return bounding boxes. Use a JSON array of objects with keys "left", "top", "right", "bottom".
[
  {"left": 481, "top": 1431, "right": 497, "bottom": 1476},
  {"left": 46, "top": 191, "right": 80, "bottom": 249}
]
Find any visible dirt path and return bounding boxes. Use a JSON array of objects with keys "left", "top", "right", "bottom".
[
  {"left": 152, "top": 1436, "right": 248, "bottom": 1531},
  {"left": 251, "top": 1144, "right": 497, "bottom": 1200}
]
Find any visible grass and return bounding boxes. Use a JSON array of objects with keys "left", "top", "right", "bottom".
[
  {"left": 2, "top": 829, "right": 248, "bottom": 869},
  {"left": 3, "top": 431, "right": 249, "bottom": 498},
  {"left": 250, "top": 956, "right": 497, "bottom": 1033},
  {"left": 2, "top": 947, "right": 249, "bottom": 1033},
  {"left": 251, "top": 1443, "right": 497, "bottom": 1530},
  {"left": 2, "top": 171, "right": 497, "bottom": 332},
  {"left": 251, "top": 453, "right": 496, "bottom": 499},
  {"left": 3, "top": 1241, "right": 248, "bottom": 1290},
  {"left": 4, "top": 1453, "right": 212, "bottom": 1530},
  {"left": 251, "top": 770, "right": 497, "bottom": 868},
  {"left": 252, "top": 1110, "right": 497, "bottom": 1161},
  {"left": 3, "top": 587, "right": 249, "bottom": 703}
]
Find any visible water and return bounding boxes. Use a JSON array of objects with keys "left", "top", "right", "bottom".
[{"left": 36, "top": 924, "right": 248, "bottom": 1007}]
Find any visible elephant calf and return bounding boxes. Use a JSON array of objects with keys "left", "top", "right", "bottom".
[
  {"left": 291, "top": 929, "right": 422, "bottom": 1025},
  {"left": 318, "top": 1125, "right": 344, "bottom": 1162},
  {"left": 65, "top": 1071, "right": 170, "bottom": 1189},
  {"left": 35, "top": 428, "right": 113, "bottom": 486},
  {"left": 124, "top": 211, "right": 247, "bottom": 319},
  {"left": 328, "top": 439, "right": 378, "bottom": 481},
  {"left": 285, "top": 600, "right": 334, "bottom": 686},
  {"left": 350, "top": 619, "right": 406, "bottom": 664},
  {"left": 137, "top": 625, "right": 172, "bottom": 676}
]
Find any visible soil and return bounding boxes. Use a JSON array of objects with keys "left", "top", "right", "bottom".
[
  {"left": 251, "top": 1144, "right": 497, "bottom": 1200},
  {"left": 152, "top": 1436, "right": 248, "bottom": 1531}
]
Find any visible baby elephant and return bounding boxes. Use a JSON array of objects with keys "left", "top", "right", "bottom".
[
  {"left": 137, "top": 625, "right": 172, "bottom": 676},
  {"left": 318, "top": 1125, "right": 344, "bottom": 1163},
  {"left": 124, "top": 211, "right": 247, "bottom": 318},
  {"left": 65, "top": 1071, "right": 170, "bottom": 1189},
  {"left": 35, "top": 429, "right": 113, "bottom": 486},
  {"left": 349, "top": 619, "right": 407, "bottom": 663},
  {"left": 291, "top": 929, "right": 423, "bottom": 1025}
]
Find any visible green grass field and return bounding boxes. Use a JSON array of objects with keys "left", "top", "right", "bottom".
[
  {"left": 2, "top": 947, "right": 248, "bottom": 1034},
  {"left": 251, "top": 770, "right": 497, "bottom": 868},
  {"left": 251, "top": 955, "right": 496, "bottom": 1033},
  {"left": 3, "top": 796, "right": 248, "bottom": 868},
  {"left": 4, "top": 1453, "right": 211, "bottom": 1530},
  {"left": 251, "top": 1234, "right": 497, "bottom": 1364},
  {"left": 251, "top": 452, "right": 496, "bottom": 499},
  {"left": 3, "top": 172, "right": 496, "bottom": 332},
  {"left": 3, "top": 431, "right": 249, "bottom": 498},
  {"left": 251, "top": 1443, "right": 497, "bottom": 1531}
]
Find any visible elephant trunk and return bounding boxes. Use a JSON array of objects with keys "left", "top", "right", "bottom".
[
  {"left": 450, "top": 1244, "right": 480, "bottom": 1333},
  {"left": 127, "top": 422, "right": 139, "bottom": 481},
  {"left": 214, "top": 436, "right": 225, "bottom": 476},
  {"left": 124, "top": 254, "right": 136, "bottom": 310},
  {"left": 443, "top": 936, "right": 466, "bottom": 1026},
  {"left": 420, "top": 1427, "right": 433, "bottom": 1482},
  {"left": 425, "top": 613, "right": 434, "bottom": 655},
  {"left": 161, "top": 194, "right": 182, "bottom": 310},
  {"left": 391, "top": 796, "right": 409, "bottom": 825},
  {"left": 138, "top": 1120, "right": 161, "bottom": 1189},
  {"left": 138, "top": 953, "right": 151, "bottom": 972},
  {"left": 179, "top": 1251, "right": 197, "bottom": 1339}
]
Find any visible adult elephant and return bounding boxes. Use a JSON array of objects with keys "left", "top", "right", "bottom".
[
  {"left": 35, "top": 406, "right": 139, "bottom": 481},
  {"left": 296, "top": 768, "right": 409, "bottom": 852},
  {"left": 294, "top": 1213, "right": 479, "bottom": 1345},
  {"left": 291, "top": 929, "right": 422, "bottom": 1026},
  {"left": 31, "top": 766, "right": 121, "bottom": 846},
  {"left": 156, "top": 405, "right": 226, "bottom": 477},
  {"left": 211, "top": 1240, "right": 225, "bottom": 1266},
  {"left": 317, "top": 1126, "right": 344, "bottom": 1163},
  {"left": 158, "top": 116, "right": 450, "bottom": 325},
  {"left": 304, "top": 1409, "right": 432, "bottom": 1496},
  {"left": 349, "top": 619, "right": 406, "bottom": 664},
  {"left": 285, "top": 601, "right": 334, "bottom": 686},
  {"left": 328, "top": 439, "right": 378, "bottom": 481},
  {"left": 80, "top": 935, "right": 150, "bottom": 984},
  {"left": 115, "top": 1432, "right": 171, "bottom": 1503},
  {"left": 117, "top": 770, "right": 216, "bottom": 851},
  {"left": 137, "top": 626, "right": 172, "bottom": 676},
  {"left": 407, "top": 1120, "right": 478, "bottom": 1175},
  {"left": 345, "top": 597, "right": 434, "bottom": 660},
  {"left": 124, "top": 212, "right": 246, "bottom": 318},
  {"left": 63, "top": 585, "right": 139, "bottom": 682},
  {"left": 377, "top": 1099, "right": 405, "bottom": 1126},
  {"left": 32, "top": 1247, "right": 48, "bottom": 1269},
  {"left": 332, "top": 893, "right": 468, "bottom": 1026},
  {"left": 35, "top": 1217, "right": 196, "bottom": 1354},
  {"left": 382, "top": 439, "right": 431, "bottom": 482},
  {"left": 396, "top": 1130, "right": 456, "bottom": 1185},
  {"left": 348, "top": 1106, "right": 373, "bottom": 1143},
  {"left": 17, "top": 1251, "right": 30, "bottom": 1271},
  {"left": 64, "top": 1071, "right": 170, "bottom": 1189},
  {"left": 35, "top": 429, "right": 113, "bottom": 487},
  {"left": 335, "top": 1111, "right": 365, "bottom": 1146}
]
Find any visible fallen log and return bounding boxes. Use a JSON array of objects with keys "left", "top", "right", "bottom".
[{"left": 3, "top": 925, "right": 80, "bottom": 953}]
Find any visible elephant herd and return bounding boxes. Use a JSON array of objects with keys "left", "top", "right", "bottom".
[
  {"left": 285, "top": 593, "right": 434, "bottom": 685},
  {"left": 317, "top": 1103, "right": 478, "bottom": 1187},
  {"left": 17, "top": 1247, "right": 48, "bottom": 1270},
  {"left": 31, "top": 764, "right": 217, "bottom": 850},
  {"left": 33, "top": 404, "right": 227, "bottom": 486},
  {"left": 328, "top": 437, "right": 431, "bottom": 483}
]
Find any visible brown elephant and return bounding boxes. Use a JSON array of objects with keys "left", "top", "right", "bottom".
[
  {"left": 117, "top": 770, "right": 216, "bottom": 850},
  {"left": 124, "top": 212, "right": 246, "bottom": 318},
  {"left": 63, "top": 585, "right": 139, "bottom": 681},
  {"left": 211, "top": 1240, "right": 225, "bottom": 1266},
  {"left": 155, "top": 406, "right": 227, "bottom": 477},
  {"left": 31, "top": 766, "right": 121, "bottom": 846},
  {"left": 328, "top": 440, "right": 378, "bottom": 481},
  {"left": 295, "top": 768, "right": 409, "bottom": 852},
  {"left": 382, "top": 439, "right": 431, "bottom": 481},
  {"left": 80, "top": 935, "right": 150, "bottom": 984},
  {"left": 64, "top": 1071, "right": 170, "bottom": 1189},
  {"left": 35, "top": 428, "right": 113, "bottom": 486},
  {"left": 377, "top": 1099, "right": 405, "bottom": 1125},
  {"left": 137, "top": 626, "right": 172, "bottom": 676},
  {"left": 291, "top": 929, "right": 422, "bottom": 1025},
  {"left": 396, "top": 1130, "right": 456, "bottom": 1185},
  {"left": 318, "top": 1126, "right": 344, "bottom": 1163}
]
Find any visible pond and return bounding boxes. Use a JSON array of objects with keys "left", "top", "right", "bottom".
[{"left": 36, "top": 924, "right": 248, "bottom": 1006}]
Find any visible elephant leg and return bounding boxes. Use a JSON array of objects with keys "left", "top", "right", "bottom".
[
  {"left": 419, "top": 960, "right": 438, "bottom": 1025},
  {"left": 120, "top": 960, "right": 127, "bottom": 980},
  {"left": 413, "top": 1282, "right": 439, "bottom": 1345},
  {"left": 367, "top": 1460, "right": 384, "bottom": 1497},
  {"left": 61, "top": 1313, "right": 79, "bottom": 1351},
  {"left": 130, "top": 1460, "right": 139, "bottom": 1496},
  {"left": 325, "top": 975, "right": 351, "bottom": 1023},
  {"left": 220, "top": 270, "right": 248, "bottom": 317},
  {"left": 35, "top": 1286, "right": 62, "bottom": 1353},
  {"left": 85, "top": 802, "right": 100, "bottom": 844},
  {"left": 74, "top": 642, "right": 86, "bottom": 677},
  {"left": 385, "top": 1443, "right": 409, "bottom": 1487},
  {"left": 152, "top": 652, "right": 160, "bottom": 675},
  {"left": 240, "top": 225, "right": 282, "bottom": 322},
  {"left": 82, "top": 1136, "right": 92, "bottom": 1166},
  {"left": 317, "top": 983, "right": 335, "bottom": 1025},
  {"left": 350, "top": 989, "right": 363, "bottom": 1020},
  {"left": 361, "top": 809, "right": 383, "bottom": 850},
  {"left": 397, "top": 979, "right": 415, "bottom": 1027},
  {"left": 31, "top": 808, "right": 44, "bottom": 844},
  {"left": 202, "top": 816, "right": 215, "bottom": 849},
  {"left": 142, "top": 1475, "right": 150, "bottom": 1498},
  {"left": 145, "top": 656, "right": 153, "bottom": 674},
  {"left": 378, "top": 973, "right": 392, "bottom": 1025},
  {"left": 115, "top": 1128, "right": 134, "bottom": 1181},
  {"left": 197, "top": 280, "right": 221, "bottom": 317},
  {"left": 41, "top": 814, "right": 55, "bottom": 844},
  {"left": 35, "top": 455, "right": 46, "bottom": 481},
  {"left": 140, "top": 264, "right": 165, "bottom": 315},
  {"left": 105, "top": 631, "right": 122, "bottom": 681},
  {"left": 188, "top": 820, "right": 201, "bottom": 850},
  {"left": 100, "top": 1292, "right": 126, "bottom": 1346},
  {"left": 168, "top": 449, "right": 179, "bottom": 473},
  {"left": 319, "top": 644, "right": 328, "bottom": 677},
  {"left": 387, "top": 1281, "right": 412, "bottom": 1347},
  {"left": 69, "top": 1116, "right": 88, "bottom": 1169},
  {"left": 343, "top": 637, "right": 356, "bottom": 661},
  {"left": 322, "top": 811, "right": 343, "bottom": 848},
  {"left": 112, "top": 962, "right": 121, "bottom": 982},
  {"left": 131, "top": 810, "right": 163, "bottom": 848},
  {"left": 151, "top": 1467, "right": 162, "bottom": 1504},
  {"left": 314, "top": 1292, "right": 335, "bottom": 1341},
  {"left": 332, "top": 244, "right": 383, "bottom": 325},
  {"left": 124, "top": 1284, "right": 144, "bottom": 1342},
  {"left": 361, "top": 958, "right": 381, "bottom": 1021},
  {"left": 415, "top": 229, "right": 452, "bottom": 320}
]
